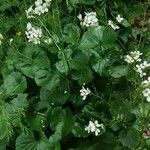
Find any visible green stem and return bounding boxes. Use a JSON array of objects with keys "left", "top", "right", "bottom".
[{"left": 37, "top": 18, "right": 70, "bottom": 75}]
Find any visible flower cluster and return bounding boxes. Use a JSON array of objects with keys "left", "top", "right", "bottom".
[
  {"left": 143, "top": 88, "right": 150, "bottom": 102},
  {"left": 108, "top": 20, "right": 119, "bottom": 30},
  {"left": 77, "top": 12, "right": 99, "bottom": 27},
  {"left": 25, "top": 22, "right": 42, "bottom": 44},
  {"left": 44, "top": 37, "right": 52, "bottom": 44},
  {"left": 142, "top": 77, "right": 150, "bottom": 87},
  {"left": 143, "top": 125, "right": 150, "bottom": 139},
  {"left": 26, "top": 0, "right": 52, "bottom": 18},
  {"left": 124, "top": 51, "right": 142, "bottom": 64},
  {"left": 142, "top": 76, "right": 150, "bottom": 102},
  {"left": 116, "top": 14, "right": 124, "bottom": 23},
  {"left": 85, "top": 120, "right": 104, "bottom": 136},
  {"left": 124, "top": 51, "right": 150, "bottom": 102},
  {"left": 136, "top": 61, "right": 150, "bottom": 77},
  {"left": 0, "top": 33, "right": 4, "bottom": 45},
  {"left": 108, "top": 14, "right": 124, "bottom": 30},
  {"left": 80, "top": 85, "right": 91, "bottom": 100}
]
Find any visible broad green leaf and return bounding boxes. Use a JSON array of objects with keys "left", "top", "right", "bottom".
[
  {"left": 72, "top": 122, "right": 88, "bottom": 137},
  {"left": 71, "top": 67, "right": 93, "bottom": 85},
  {"left": 119, "top": 128, "right": 140, "bottom": 149},
  {"left": 56, "top": 60, "right": 69, "bottom": 74},
  {"left": 28, "top": 114, "right": 45, "bottom": 131},
  {"left": 49, "top": 107, "right": 75, "bottom": 136},
  {"left": 62, "top": 23, "right": 80, "bottom": 44},
  {"left": 92, "top": 58, "right": 110, "bottom": 75},
  {"left": 109, "top": 66, "right": 128, "bottom": 78},
  {"left": 0, "top": 102, "right": 12, "bottom": 140},
  {"left": 35, "top": 72, "right": 60, "bottom": 91},
  {"left": 16, "top": 132, "right": 50, "bottom": 150},
  {"left": 6, "top": 44, "right": 50, "bottom": 79},
  {"left": 0, "top": 139, "right": 6, "bottom": 150},
  {"left": 79, "top": 26, "right": 117, "bottom": 51},
  {"left": 3, "top": 72, "right": 27, "bottom": 96},
  {"left": 79, "top": 26, "right": 103, "bottom": 50},
  {"left": 69, "top": 50, "right": 90, "bottom": 70},
  {"left": 39, "top": 77, "right": 70, "bottom": 106},
  {"left": 6, "top": 94, "right": 28, "bottom": 126}
]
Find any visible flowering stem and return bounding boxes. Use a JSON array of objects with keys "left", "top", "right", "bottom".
[{"left": 37, "top": 18, "right": 70, "bottom": 75}]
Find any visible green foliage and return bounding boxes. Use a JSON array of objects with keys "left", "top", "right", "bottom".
[{"left": 0, "top": 0, "right": 149, "bottom": 149}]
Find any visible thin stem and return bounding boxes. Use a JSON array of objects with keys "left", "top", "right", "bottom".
[
  {"left": 137, "top": 5, "right": 148, "bottom": 49},
  {"left": 37, "top": 18, "right": 70, "bottom": 75}
]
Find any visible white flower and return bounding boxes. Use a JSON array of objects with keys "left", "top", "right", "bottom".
[
  {"left": 26, "top": 0, "right": 52, "bottom": 17},
  {"left": 143, "top": 88, "right": 150, "bottom": 102},
  {"left": 85, "top": 120, "right": 104, "bottom": 136},
  {"left": 34, "top": 0, "right": 52, "bottom": 15},
  {"left": 80, "top": 86, "right": 91, "bottom": 100},
  {"left": 124, "top": 51, "right": 142, "bottom": 64},
  {"left": 116, "top": 14, "right": 124, "bottom": 23},
  {"left": 0, "top": 33, "right": 4, "bottom": 45},
  {"left": 77, "top": 14, "right": 82, "bottom": 21},
  {"left": 9, "top": 38, "right": 13, "bottom": 45},
  {"left": 25, "top": 22, "right": 42, "bottom": 44},
  {"left": 142, "top": 77, "right": 150, "bottom": 87},
  {"left": 26, "top": 6, "right": 35, "bottom": 18},
  {"left": 108, "top": 20, "right": 119, "bottom": 30},
  {"left": 44, "top": 37, "right": 52, "bottom": 44},
  {"left": 78, "top": 12, "right": 99, "bottom": 27},
  {"left": 136, "top": 61, "right": 150, "bottom": 77}
]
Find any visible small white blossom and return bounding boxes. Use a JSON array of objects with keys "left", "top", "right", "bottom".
[
  {"left": 64, "top": 90, "right": 67, "bottom": 94},
  {"left": 34, "top": 0, "right": 52, "bottom": 15},
  {"left": 26, "top": 0, "right": 52, "bottom": 17},
  {"left": 26, "top": 6, "right": 35, "bottom": 18},
  {"left": 44, "top": 37, "right": 52, "bottom": 44},
  {"left": 142, "top": 77, "right": 150, "bottom": 87},
  {"left": 0, "top": 33, "right": 4, "bottom": 45},
  {"left": 108, "top": 20, "right": 119, "bottom": 30},
  {"left": 80, "top": 86, "right": 91, "bottom": 100},
  {"left": 9, "top": 38, "right": 13, "bottom": 45},
  {"left": 85, "top": 120, "right": 104, "bottom": 136},
  {"left": 78, "top": 12, "right": 99, "bottom": 27},
  {"left": 136, "top": 61, "right": 150, "bottom": 77},
  {"left": 124, "top": 51, "right": 142, "bottom": 64},
  {"left": 77, "top": 14, "right": 82, "bottom": 21},
  {"left": 116, "top": 14, "right": 124, "bottom": 23},
  {"left": 143, "top": 88, "right": 150, "bottom": 102},
  {"left": 25, "top": 22, "right": 42, "bottom": 44}
]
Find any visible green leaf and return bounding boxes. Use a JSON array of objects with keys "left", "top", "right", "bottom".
[
  {"left": 0, "top": 139, "right": 6, "bottom": 150},
  {"left": 109, "top": 66, "right": 128, "bottom": 78},
  {"left": 62, "top": 23, "right": 81, "bottom": 44},
  {"left": 71, "top": 67, "right": 93, "bottom": 85},
  {"left": 68, "top": 0, "right": 96, "bottom": 6},
  {"left": 3, "top": 72, "right": 27, "bottom": 96},
  {"left": 0, "top": 102, "right": 12, "bottom": 140},
  {"left": 72, "top": 122, "right": 88, "bottom": 137},
  {"left": 7, "top": 43, "right": 50, "bottom": 79},
  {"left": 79, "top": 26, "right": 117, "bottom": 51},
  {"left": 16, "top": 132, "right": 50, "bottom": 150},
  {"left": 121, "top": 19, "right": 130, "bottom": 27},
  {"left": 69, "top": 50, "right": 90, "bottom": 70},
  {"left": 119, "top": 128, "right": 140, "bottom": 149},
  {"left": 92, "top": 58, "right": 110, "bottom": 75},
  {"left": 6, "top": 94, "right": 28, "bottom": 126},
  {"left": 35, "top": 72, "right": 60, "bottom": 91},
  {"left": 79, "top": 26, "right": 103, "bottom": 50},
  {"left": 28, "top": 114, "right": 45, "bottom": 131},
  {"left": 56, "top": 60, "right": 69, "bottom": 74},
  {"left": 50, "top": 107, "right": 75, "bottom": 136}
]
